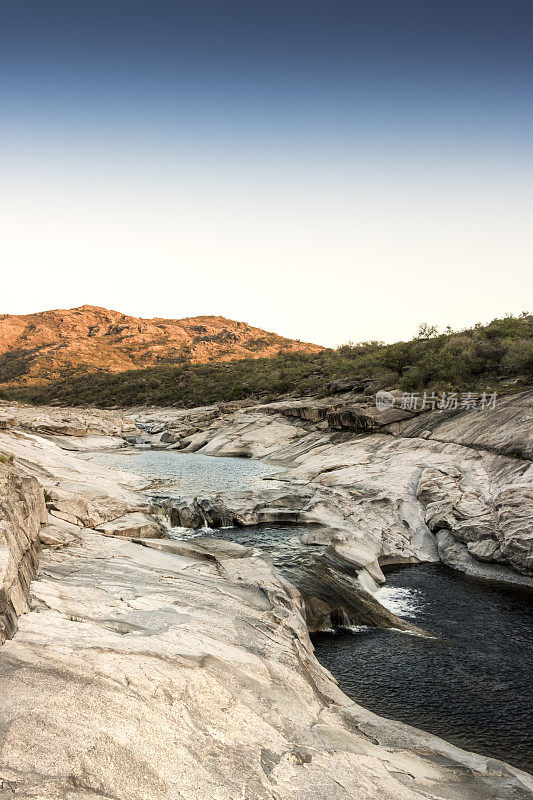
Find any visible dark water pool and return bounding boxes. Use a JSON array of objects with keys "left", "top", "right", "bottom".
[
  {"left": 314, "top": 564, "right": 533, "bottom": 772},
  {"left": 170, "top": 522, "right": 533, "bottom": 771},
  {"left": 83, "top": 449, "right": 533, "bottom": 772}
]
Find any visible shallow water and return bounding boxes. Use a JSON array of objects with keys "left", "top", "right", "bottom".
[
  {"left": 86, "top": 449, "right": 282, "bottom": 495},
  {"left": 85, "top": 448, "right": 533, "bottom": 772}
]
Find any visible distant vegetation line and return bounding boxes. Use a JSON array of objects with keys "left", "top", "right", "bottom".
[{"left": 1, "top": 315, "right": 531, "bottom": 408}]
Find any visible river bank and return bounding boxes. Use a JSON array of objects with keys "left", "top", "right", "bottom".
[
  {"left": 0, "top": 397, "right": 532, "bottom": 798},
  {"left": 84, "top": 446, "right": 533, "bottom": 772}
]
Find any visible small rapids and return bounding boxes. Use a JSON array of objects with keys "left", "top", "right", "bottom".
[{"left": 375, "top": 585, "right": 422, "bottom": 617}]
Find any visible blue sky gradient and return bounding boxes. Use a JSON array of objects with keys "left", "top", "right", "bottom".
[{"left": 1, "top": 1, "right": 531, "bottom": 345}]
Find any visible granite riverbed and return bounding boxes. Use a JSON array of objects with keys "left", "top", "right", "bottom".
[{"left": 86, "top": 447, "right": 533, "bottom": 772}]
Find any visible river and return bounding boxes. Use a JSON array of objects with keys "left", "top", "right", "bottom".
[{"left": 86, "top": 448, "right": 533, "bottom": 772}]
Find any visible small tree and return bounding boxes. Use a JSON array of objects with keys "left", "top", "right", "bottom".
[{"left": 417, "top": 323, "right": 438, "bottom": 340}]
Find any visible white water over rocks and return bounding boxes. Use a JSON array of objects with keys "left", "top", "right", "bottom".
[{"left": 375, "top": 585, "right": 422, "bottom": 617}]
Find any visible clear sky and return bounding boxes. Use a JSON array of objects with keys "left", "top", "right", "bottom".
[{"left": 1, "top": 0, "right": 531, "bottom": 346}]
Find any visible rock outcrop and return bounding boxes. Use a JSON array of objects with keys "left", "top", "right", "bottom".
[
  {"left": 0, "top": 418, "right": 166, "bottom": 544},
  {"left": 9, "top": 392, "right": 521, "bottom": 584},
  {"left": 0, "top": 465, "right": 46, "bottom": 644},
  {"left": 0, "top": 403, "right": 137, "bottom": 443},
  {"left": 417, "top": 465, "right": 533, "bottom": 576},
  {"left": 136, "top": 390, "right": 533, "bottom": 585},
  {"left": 158, "top": 489, "right": 403, "bottom": 632},
  {"left": 391, "top": 389, "right": 533, "bottom": 460},
  {"left": 94, "top": 511, "right": 163, "bottom": 538}
]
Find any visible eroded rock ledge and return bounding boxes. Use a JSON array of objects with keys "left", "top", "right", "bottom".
[
  {"left": 0, "top": 395, "right": 533, "bottom": 800},
  {"left": 135, "top": 390, "right": 532, "bottom": 585},
  {"left": 1, "top": 514, "right": 532, "bottom": 798},
  {"left": 0, "top": 404, "right": 532, "bottom": 797},
  {"left": 0, "top": 465, "right": 46, "bottom": 644}
]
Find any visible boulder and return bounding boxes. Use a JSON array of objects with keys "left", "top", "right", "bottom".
[
  {"left": 160, "top": 430, "right": 180, "bottom": 444},
  {"left": 167, "top": 497, "right": 205, "bottom": 529},
  {"left": 327, "top": 378, "right": 368, "bottom": 393},
  {"left": 274, "top": 400, "right": 333, "bottom": 423},
  {"left": 0, "top": 417, "right": 16, "bottom": 430},
  {"left": 198, "top": 497, "right": 235, "bottom": 528},
  {"left": 327, "top": 404, "right": 415, "bottom": 432},
  {"left": 467, "top": 538, "right": 500, "bottom": 562}
]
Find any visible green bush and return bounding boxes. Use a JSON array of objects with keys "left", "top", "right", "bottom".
[{"left": 2, "top": 314, "right": 531, "bottom": 408}]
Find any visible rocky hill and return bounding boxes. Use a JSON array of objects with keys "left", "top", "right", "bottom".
[
  {"left": 0, "top": 305, "right": 323, "bottom": 386},
  {"left": 4, "top": 313, "right": 530, "bottom": 407}
]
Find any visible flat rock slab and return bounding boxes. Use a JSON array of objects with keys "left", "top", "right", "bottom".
[
  {"left": 134, "top": 536, "right": 252, "bottom": 560},
  {"left": 95, "top": 511, "right": 163, "bottom": 538}
]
